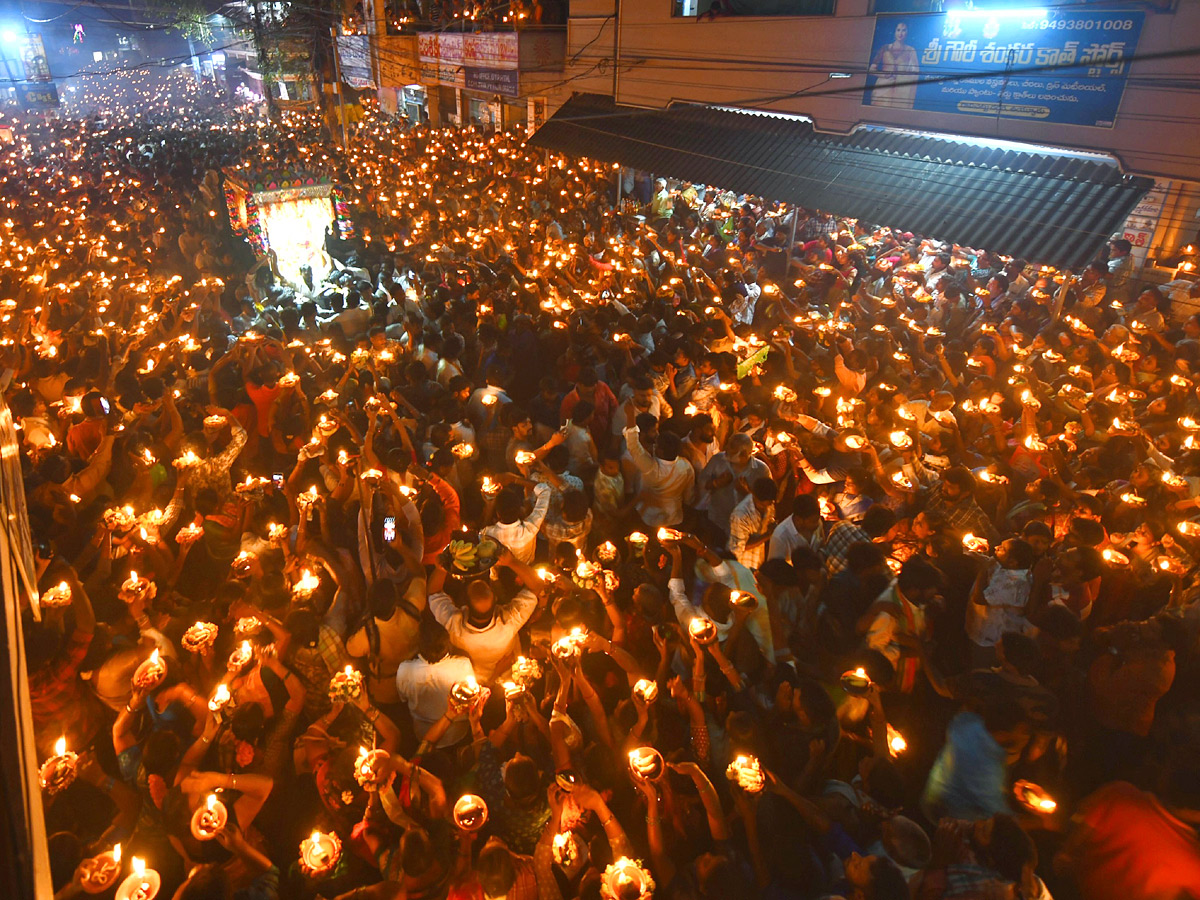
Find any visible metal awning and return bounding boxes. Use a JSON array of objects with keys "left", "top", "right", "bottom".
[{"left": 529, "top": 93, "right": 1154, "bottom": 269}]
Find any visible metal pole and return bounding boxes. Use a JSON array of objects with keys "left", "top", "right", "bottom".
[
  {"left": 330, "top": 26, "right": 350, "bottom": 149},
  {"left": 786, "top": 204, "right": 799, "bottom": 276}
]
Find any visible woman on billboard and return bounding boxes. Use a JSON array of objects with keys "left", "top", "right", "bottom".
[{"left": 869, "top": 20, "right": 920, "bottom": 109}]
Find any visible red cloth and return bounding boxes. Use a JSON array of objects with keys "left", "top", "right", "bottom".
[
  {"left": 66, "top": 418, "right": 105, "bottom": 459},
  {"left": 1073, "top": 781, "right": 1200, "bottom": 900},
  {"left": 28, "top": 628, "right": 103, "bottom": 753},
  {"left": 245, "top": 381, "right": 282, "bottom": 437},
  {"left": 422, "top": 473, "right": 462, "bottom": 564},
  {"left": 560, "top": 381, "right": 618, "bottom": 447}
]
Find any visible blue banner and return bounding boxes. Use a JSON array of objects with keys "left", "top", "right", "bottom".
[
  {"left": 16, "top": 83, "right": 58, "bottom": 110},
  {"left": 864, "top": 9, "right": 1144, "bottom": 128}
]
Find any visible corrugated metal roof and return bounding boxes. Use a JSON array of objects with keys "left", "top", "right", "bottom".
[{"left": 529, "top": 93, "right": 1154, "bottom": 269}]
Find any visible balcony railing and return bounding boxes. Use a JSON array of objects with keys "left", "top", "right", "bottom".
[{"left": 381, "top": 1, "right": 568, "bottom": 35}]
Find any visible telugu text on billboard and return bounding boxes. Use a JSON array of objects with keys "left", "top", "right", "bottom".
[{"left": 864, "top": 9, "right": 1144, "bottom": 128}]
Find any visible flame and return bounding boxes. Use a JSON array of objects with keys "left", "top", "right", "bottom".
[
  {"left": 113, "top": 843, "right": 121, "bottom": 863},
  {"left": 149, "top": 648, "right": 160, "bottom": 666},
  {"left": 206, "top": 793, "right": 217, "bottom": 811},
  {"left": 54, "top": 736, "right": 66, "bottom": 756},
  {"left": 132, "top": 857, "right": 145, "bottom": 878}
]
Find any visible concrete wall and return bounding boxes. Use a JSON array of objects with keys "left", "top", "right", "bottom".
[{"left": 563, "top": 0, "right": 1200, "bottom": 181}]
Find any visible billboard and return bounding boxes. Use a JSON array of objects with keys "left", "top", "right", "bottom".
[
  {"left": 864, "top": 9, "right": 1144, "bottom": 128},
  {"left": 16, "top": 83, "right": 59, "bottom": 111},
  {"left": 336, "top": 34, "right": 375, "bottom": 89}
]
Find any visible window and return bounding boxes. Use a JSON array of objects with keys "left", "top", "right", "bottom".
[{"left": 672, "top": 0, "right": 835, "bottom": 16}]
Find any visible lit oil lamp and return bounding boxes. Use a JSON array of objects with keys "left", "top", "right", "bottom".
[
  {"left": 1101, "top": 548, "right": 1130, "bottom": 568},
  {"left": 354, "top": 746, "right": 390, "bottom": 790},
  {"left": 601, "top": 857, "right": 655, "bottom": 900},
  {"left": 227, "top": 640, "right": 254, "bottom": 672},
  {"left": 208, "top": 682, "right": 232, "bottom": 714},
  {"left": 552, "top": 831, "right": 582, "bottom": 868},
  {"left": 298, "top": 829, "right": 342, "bottom": 879},
  {"left": 231, "top": 551, "right": 256, "bottom": 576},
  {"left": 453, "top": 793, "right": 489, "bottom": 832},
  {"left": 202, "top": 414, "right": 226, "bottom": 429},
  {"left": 450, "top": 676, "right": 483, "bottom": 706},
  {"left": 730, "top": 589, "right": 758, "bottom": 609},
  {"left": 132, "top": 648, "right": 167, "bottom": 691},
  {"left": 597, "top": 541, "right": 618, "bottom": 562},
  {"left": 891, "top": 471, "right": 914, "bottom": 490},
  {"left": 1156, "top": 556, "right": 1188, "bottom": 576},
  {"left": 122, "top": 569, "right": 146, "bottom": 595},
  {"left": 633, "top": 678, "right": 659, "bottom": 704},
  {"left": 726, "top": 754, "right": 765, "bottom": 792},
  {"left": 190, "top": 793, "right": 228, "bottom": 841},
  {"left": 267, "top": 522, "right": 288, "bottom": 543},
  {"left": 1119, "top": 492, "right": 1147, "bottom": 507},
  {"left": 1024, "top": 435, "right": 1048, "bottom": 453},
  {"left": 175, "top": 522, "right": 203, "bottom": 544},
  {"left": 40, "top": 580, "right": 72, "bottom": 609},
  {"left": 627, "top": 746, "right": 665, "bottom": 782},
  {"left": 329, "top": 665, "right": 364, "bottom": 702},
  {"left": 627, "top": 532, "right": 649, "bottom": 550},
  {"left": 480, "top": 474, "right": 501, "bottom": 497},
  {"left": 688, "top": 616, "right": 718, "bottom": 645},
  {"left": 773, "top": 385, "right": 797, "bottom": 403},
  {"left": 1178, "top": 521, "right": 1200, "bottom": 538},
  {"left": 292, "top": 569, "right": 321, "bottom": 600},
  {"left": 234, "top": 615, "right": 262, "bottom": 637},
  {"left": 977, "top": 470, "right": 1009, "bottom": 485},
  {"left": 1012, "top": 779, "right": 1057, "bottom": 815},
  {"left": 79, "top": 842, "right": 122, "bottom": 894},
  {"left": 514, "top": 450, "right": 537, "bottom": 466},
  {"left": 962, "top": 533, "right": 989, "bottom": 554},
  {"left": 451, "top": 442, "right": 474, "bottom": 459},
  {"left": 114, "top": 856, "right": 159, "bottom": 900},
  {"left": 1112, "top": 343, "right": 1140, "bottom": 362},
  {"left": 512, "top": 655, "right": 542, "bottom": 686},
  {"left": 174, "top": 449, "right": 200, "bottom": 469},
  {"left": 570, "top": 556, "right": 600, "bottom": 586},
  {"left": 40, "top": 736, "right": 78, "bottom": 795},
  {"left": 889, "top": 431, "right": 913, "bottom": 450},
  {"left": 481, "top": 393, "right": 498, "bottom": 407},
  {"left": 502, "top": 680, "right": 525, "bottom": 700},
  {"left": 656, "top": 526, "right": 684, "bottom": 543},
  {"left": 887, "top": 725, "right": 907, "bottom": 757},
  {"left": 552, "top": 627, "right": 588, "bottom": 659},
  {"left": 840, "top": 667, "right": 873, "bottom": 696}
]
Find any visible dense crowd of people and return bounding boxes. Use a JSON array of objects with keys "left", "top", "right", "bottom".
[{"left": 14, "top": 67, "right": 1200, "bottom": 900}]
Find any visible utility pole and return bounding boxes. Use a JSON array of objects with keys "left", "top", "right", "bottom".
[{"left": 329, "top": 25, "right": 350, "bottom": 149}]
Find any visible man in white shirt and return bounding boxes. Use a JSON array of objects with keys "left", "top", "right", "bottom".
[
  {"left": 427, "top": 549, "right": 545, "bottom": 681},
  {"left": 395, "top": 616, "right": 476, "bottom": 747},
  {"left": 768, "top": 494, "right": 825, "bottom": 562},
  {"left": 728, "top": 477, "right": 778, "bottom": 570},
  {"left": 481, "top": 481, "right": 551, "bottom": 564},
  {"left": 623, "top": 426, "right": 695, "bottom": 528}
]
